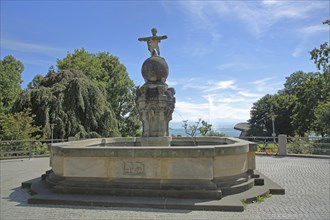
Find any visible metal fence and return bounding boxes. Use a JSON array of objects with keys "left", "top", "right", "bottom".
[
  {"left": 286, "top": 136, "right": 330, "bottom": 155},
  {"left": 242, "top": 136, "right": 330, "bottom": 155},
  {"left": 0, "top": 139, "right": 67, "bottom": 159},
  {"left": 1, "top": 136, "right": 329, "bottom": 158},
  {"left": 241, "top": 136, "right": 278, "bottom": 154}
]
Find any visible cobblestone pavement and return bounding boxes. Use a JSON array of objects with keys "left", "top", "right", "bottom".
[{"left": 1, "top": 156, "right": 329, "bottom": 220}]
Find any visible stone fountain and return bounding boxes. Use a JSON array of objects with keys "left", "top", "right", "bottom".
[{"left": 23, "top": 28, "right": 284, "bottom": 211}]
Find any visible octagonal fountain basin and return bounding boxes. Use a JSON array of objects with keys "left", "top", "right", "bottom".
[{"left": 46, "top": 137, "right": 257, "bottom": 199}]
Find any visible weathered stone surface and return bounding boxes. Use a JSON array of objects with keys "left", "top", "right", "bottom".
[
  {"left": 141, "top": 56, "right": 169, "bottom": 83},
  {"left": 45, "top": 137, "right": 261, "bottom": 199},
  {"left": 138, "top": 28, "right": 167, "bottom": 57},
  {"left": 136, "top": 29, "right": 175, "bottom": 146},
  {"left": 135, "top": 74, "right": 175, "bottom": 145}
]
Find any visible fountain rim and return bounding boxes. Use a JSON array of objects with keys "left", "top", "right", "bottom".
[{"left": 51, "top": 136, "right": 256, "bottom": 158}]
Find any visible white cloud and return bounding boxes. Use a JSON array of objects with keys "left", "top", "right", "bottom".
[
  {"left": 261, "top": 0, "right": 281, "bottom": 6},
  {"left": 292, "top": 39, "right": 306, "bottom": 57},
  {"left": 252, "top": 77, "right": 275, "bottom": 85},
  {"left": 172, "top": 99, "right": 251, "bottom": 126},
  {"left": 180, "top": 79, "right": 237, "bottom": 93},
  {"left": 166, "top": 79, "right": 178, "bottom": 87},
  {"left": 181, "top": 79, "right": 208, "bottom": 91},
  {"left": 237, "top": 1, "right": 326, "bottom": 36},
  {"left": 205, "top": 80, "right": 236, "bottom": 92},
  {"left": 238, "top": 91, "right": 262, "bottom": 98},
  {"left": 250, "top": 77, "right": 281, "bottom": 92},
  {"left": 300, "top": 24, "right": 329, "bottom": 34},
  {"left": 170, "top": 76, "right": 278, "bottom": 126},
  {"left": 292, "top": 23, "right": 329, "bottom": 57},
  {"left": 173, "top": 101, "right": 209, "bottom": 121},
  {"left": 178, "top": 1, "right": 327, "bottom": 37},
  {"left": 1, "top": 38, "right": 66, "bottom": 55}
]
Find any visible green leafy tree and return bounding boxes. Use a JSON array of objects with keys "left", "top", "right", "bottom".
[
  {"left": 198, "top": 120, "right": 212, "bottom": 135},
  {"left": 311, "top": 42, "right": 329, "bottom": 72},
  {"left": 313, "top": 102, "right": 330, "bottom": 136},
  {"left": 56, "top": 49, "right": 141, "bottom": 136},
  {"left": 0, "top": 109, "right": 42, "bottom": 157},
  {"left": 0, "top": 55, "right": 23, "bottom": 113},
  {"left": 248, "top": 94, "right": 296, "bottom": 136},
  {"left": 310, "top": 20, "right": 330, "bottom": 74},
  {"left": 249, "top": 95, "right": 274, "bottom": 136},
  {"left": 290, "top": 73, "right": 327, "bottom": 136},
  {"left": 308, "top": 20, "right": 330, "bottom": 136},
  {"left": 0, "top": 109, "right": 41, "bottom": 140},
  {"left": 182, "top": 119, "right": 201, "bottom": 139},
  {"left": 27, "top": 74, "right": 44, "bottom": 89},
  {"left": 249, "top": 21, "right": 330, "bottom": 137},
  {"left": 182, "top": 118, "right": 225, "bottom": 143},
  {"left": 279, "top": 71, "right": 318, "bottom": 95},
  {"left": 14, "top": 69, "right": 120, "bottom": 139}
]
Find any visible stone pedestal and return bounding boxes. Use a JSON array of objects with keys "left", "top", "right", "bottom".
[
  {"left": 278, "top": 134, "right": 287, "bottom": 156},
  {"left": 136, "top": 56, "right": 175, "bottom": 146}
]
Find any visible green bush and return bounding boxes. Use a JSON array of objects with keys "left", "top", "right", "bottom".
[{"left": 288, "top": 136, "right": 315, "bottom": 154}]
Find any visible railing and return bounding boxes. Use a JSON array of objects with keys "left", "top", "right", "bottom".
[
  {"left": 287, "top": 136, "right": 330, "bottom": 155},
  {"left": 241, "top": 136, "right": 279, "bottom": 155},
  {"left": 241, "top": 136, "right": 330, "bottom": 156},
  {"left": 0, "top": 139, "right": 68, "bottom": 159},
  {"left": 242, "top": 136, "right": 278, "bottom": 143}
]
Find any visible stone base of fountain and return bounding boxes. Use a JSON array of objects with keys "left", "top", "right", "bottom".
[
  {"left": 23, "top": 169, "right": 283, "bottom": 211},
  {"left": 22, "top": 137, "right": 284, "bottom": 211}
]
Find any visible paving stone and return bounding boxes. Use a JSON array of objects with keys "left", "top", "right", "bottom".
[{"left": 0, "top": 156, "right": 329, "bottom": 220}]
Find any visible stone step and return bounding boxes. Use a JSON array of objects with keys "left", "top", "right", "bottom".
[
  {"left": 52, "top": 185, "right": 223, "bottom": 199},
  {"left": 221, "top": 178, "right": 255, "bottom": 196},
  {"left": 22, "top": 170, "right": 285, "bottom": 212},
  {"left": 215, "top": 175, "right": 251, "bottom": 187}
]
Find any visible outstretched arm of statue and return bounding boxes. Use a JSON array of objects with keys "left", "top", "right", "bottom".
[
  {"left": 159, "top": 35, "right": 168, "bottom": 40},
  {"left": 138, "top": 37, "right": 150, "bottom": 42}
]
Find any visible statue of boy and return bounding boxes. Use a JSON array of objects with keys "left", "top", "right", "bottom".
[{"left": 138, "top": 28, "right": 167, "bottom": 57}]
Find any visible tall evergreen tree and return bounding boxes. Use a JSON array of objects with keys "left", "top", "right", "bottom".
[
  {"left": 57, "top": 49, "right": 141, "bottom": 136},
  {"left": 14, "top": 69, "right": 120, "bottom": 139}
]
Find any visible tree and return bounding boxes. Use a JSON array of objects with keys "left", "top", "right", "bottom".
[
  {"left": 56, "top": 49, "right": 141, "bottom": 136},
  {"left": 310, "top": 42, "right": 329, "bottom": 72},
  {"left": 248, "top": 94, "right": 296, "bottom": 136},
  {"left": 182, "top": 119, "right": 201, "bottom": 139},
  {"left": 0, "top": 109, "right": 40, "bottom": 140},
  {"left": 305, "top": 20, "right": 330, "bottom": 136},
  {"left": 0, "top": 55, "right": 23, "bottom": 113},
  {"left": 14, "top": 69, "right": 120, "bottom": 139},
  {"left": 249, "top": 20, "right": 330, "bottom": 137},
  {"left": 290, "top": 73, "right": 327, "bottom": 135},
  {"left": 310, "top": 20, "right": 330, "bottom": 74},
  {"left": 182, "top": 118, "right": 225, "bottom": 144},
  {"left": 314, "top": 102, "right": 330, "bottom": 136},
  {"left": 27, "top": 74, "right": 44, "bottom": 89},
  {"left": 279, "top": 71, "right": 318, "bottom": 95},
  {"left": 197, "top": 120, "right": 212, "bottom": 136}
]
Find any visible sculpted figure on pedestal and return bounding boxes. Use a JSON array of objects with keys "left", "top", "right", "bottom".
[{"left": 138, "top": 28, "right": 167, "bottom": 57}]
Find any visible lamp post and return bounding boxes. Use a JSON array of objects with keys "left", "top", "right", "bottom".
[
  {"left": 50, "top": 123, "right": 56, "bottom": 145},
  {"left": 271, "top": 114, "right": 276, "bottom": 143}
]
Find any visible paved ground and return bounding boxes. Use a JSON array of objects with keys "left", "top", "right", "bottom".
[{"left": 1, "top": 156, "right": 329, "bottom": 220}]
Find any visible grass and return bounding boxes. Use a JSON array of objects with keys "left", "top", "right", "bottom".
[
  {"left": 256, "top": 144, "right": 279, "bottom": 154},
  {"left": 241, "top": 193, "right": 272, "bottom": 209}
]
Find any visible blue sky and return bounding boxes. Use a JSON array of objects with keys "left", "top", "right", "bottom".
[{"left": 1, "top": 0, "right": 329, "bottom": 129}]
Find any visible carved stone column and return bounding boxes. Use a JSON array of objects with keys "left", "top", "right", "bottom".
[{"left": 136, "top": 56, "right": 175, "bottom": 146}]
